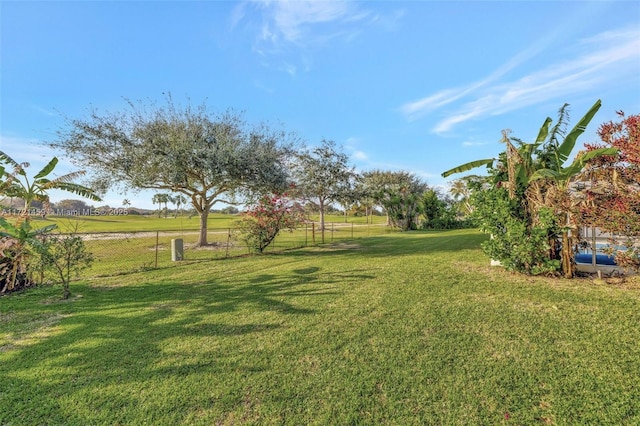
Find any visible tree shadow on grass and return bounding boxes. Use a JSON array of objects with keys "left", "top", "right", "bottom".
[
  {"left": 283, "top": 230, "right": 488, "bottom": 258},
  {"left": 0, "top": 264, "right": 371, "bottom": 424}
]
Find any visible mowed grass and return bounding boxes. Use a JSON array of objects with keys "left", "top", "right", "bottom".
[
  {"left": 28, "top": 213, "right": 387, "bottom": 233},
  {"left": 2, "top": 230, "right": 640, "bottom": 425}
]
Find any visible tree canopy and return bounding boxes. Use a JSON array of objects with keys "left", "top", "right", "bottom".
[
  {"left": 292, "top": 140, "right": 355, "bottom": 237},
  {"left": 53, "top": 97, "right": 294, "bottom": 246},
  {"left": 362, "top": 170, "right": 427, "bottom": 231}
]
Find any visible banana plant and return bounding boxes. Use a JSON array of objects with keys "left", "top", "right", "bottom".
[
  {"left": 441, "top": 100, "right": 618, "bottom": 277},
  {"left": 0, "top": 151, "right": 101, "bottom": 214}
]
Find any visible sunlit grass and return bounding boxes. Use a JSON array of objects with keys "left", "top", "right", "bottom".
[
  {"left": 2, "top": 230, "right": 639, "bottom": 424},
  {"left": 25, "top": 213, "right": 387, "bottom": 233},
  {"left": 79, "top": 222, "right": 393, "bottom": 277}
]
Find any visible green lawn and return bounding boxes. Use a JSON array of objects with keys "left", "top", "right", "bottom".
[
  {"left": 27, "top": 213, "right": 387, "bottom": 233},
  {"left": 2, "top": 230, "right": 639, "bottom": 424}
]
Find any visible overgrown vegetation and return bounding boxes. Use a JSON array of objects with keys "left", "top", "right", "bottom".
[
  {"left": 443, "top": 100, "right": 621, "bottom": 277},
  {"left": 0, "top": 217, "right": 57, "bottom": 293},
  {"left": 0, "top": 152, "right": 97, "bottom": 297}
]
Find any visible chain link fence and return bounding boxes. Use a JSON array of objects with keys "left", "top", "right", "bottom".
[{"left": 76, "top": 222, "right": 392, "bottom": 278}]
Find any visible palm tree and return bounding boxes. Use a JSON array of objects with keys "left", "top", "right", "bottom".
[
  {"left": 448, "top": 176, "right": 484, "bottom": 217},
  {"left": 0, "top": 151, "right": 101, "bottom": 218},
  {"left": 170, "top": 194, "right": 187, "bottom": 217},
  {"left": 152, "top": 193, "right": 170, "bottom": 218}
]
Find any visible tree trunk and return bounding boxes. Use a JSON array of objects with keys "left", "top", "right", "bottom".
[
  {"left": 319, "top": 200, "right": 325, "bottom": 243},
  {"left": 561, "top": 230, "right": 575, "bottom": 278},
  {"left": 198, "top": 208, "right": 209, "bottom": 246},
  {"left": 318, "top": 201, "right": 324, "bottom": 229}
]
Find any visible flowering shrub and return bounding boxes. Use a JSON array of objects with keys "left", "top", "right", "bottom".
[{"left": 236, "top": 193, "right": 305, "bottom": 253}]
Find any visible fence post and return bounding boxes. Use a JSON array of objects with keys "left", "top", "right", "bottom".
[
  {"left": 312, "top": 222, "right": 316, "bottom": 245},
  {"left": 226, "top": 228, "right": 231, "bottom": 258}
]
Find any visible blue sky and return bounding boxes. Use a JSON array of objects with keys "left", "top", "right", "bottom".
[{"left": 2, "top": 0, "right": 639, "bottom": 210}]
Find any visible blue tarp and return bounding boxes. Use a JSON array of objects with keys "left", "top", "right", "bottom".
[{"left": 575, "top": 253, "right": 617, "bottom": 265}]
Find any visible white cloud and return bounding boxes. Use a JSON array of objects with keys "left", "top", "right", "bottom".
[
  {"left": 0, "top": 135, "right": 55, "bottom": 166},
  {"left": 352, "top": 150, "right": 368, "bottom": 161},
  {"left": 400, "top": 26, "right": 558, "bottom": 122},
  {"left": 402, "top": 25, "right": 640, "bottom": 134},
  {"left": 253, "top": 79, "right": 275, "bottom": 93},
  {"left": 30, "top": 104, "right": 56, "bottom": 117},
  {"left": 462, "top": 141, "right": 489, "bottom": 147},
  {"left": 251, "top": 0, "right": 362, "bottom": 46},
  {"left": 237, "top": 1, "right": 403, "bottom": 73},
  {"left": 344, "top": 137, "right": 368, "bottom": 161}
]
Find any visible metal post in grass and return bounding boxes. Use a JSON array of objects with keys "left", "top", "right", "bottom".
[
  {"left": 305, "top": 223, "right": 308, "bottom": 247},
  {"left": 592, "top": 226, "right": 597, "bottom": 268},
  {"left": 312, "top": 222, "right": 316, "bottom": 245},
  {"left": 226, "top": 228, "right": 231, "bottom": 258}
]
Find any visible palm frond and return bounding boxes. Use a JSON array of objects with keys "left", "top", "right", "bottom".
[
  {"left": 0, "top": 150, "right": 29, "bottom": 176},
  {"left": 535, "top": 117, "right": 553, "bottom": 144},
  {"left": 2, "top": 182, "right": 24, "bottom": 198},
  {"left": 441, "top": 159, "right": 495, "bottom": 178},
  {"left": 549, "top": 103, "right": 570, "bottom": 148},
  {"left": 48, "top": 170, "right": 88, "bottom": 185},
  {"left": 562, "top": 147, "right": 618, "bottom": 178},
  {"left": 529, "top": 168, "right": 560, "bottom": 183},
  {"left": 33, "top": 157, "right": 59, "bottom": 180},
  {"left": 0, "top": 150, "right": 20, "bottom": 168},
  {"left": 556, "top": 99, "right": 602, "bottom": 165},
  {"left": 50, "top": 182, "right": 102, "bottom": 202}
]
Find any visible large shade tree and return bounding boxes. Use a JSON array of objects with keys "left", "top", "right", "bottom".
[{"left": 53, "top": 97, "right": 293, "bottom": 246}]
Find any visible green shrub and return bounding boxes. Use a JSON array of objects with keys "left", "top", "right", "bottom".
[{"left": 472, "top": 186, "right": 560, "bottom": 275}]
